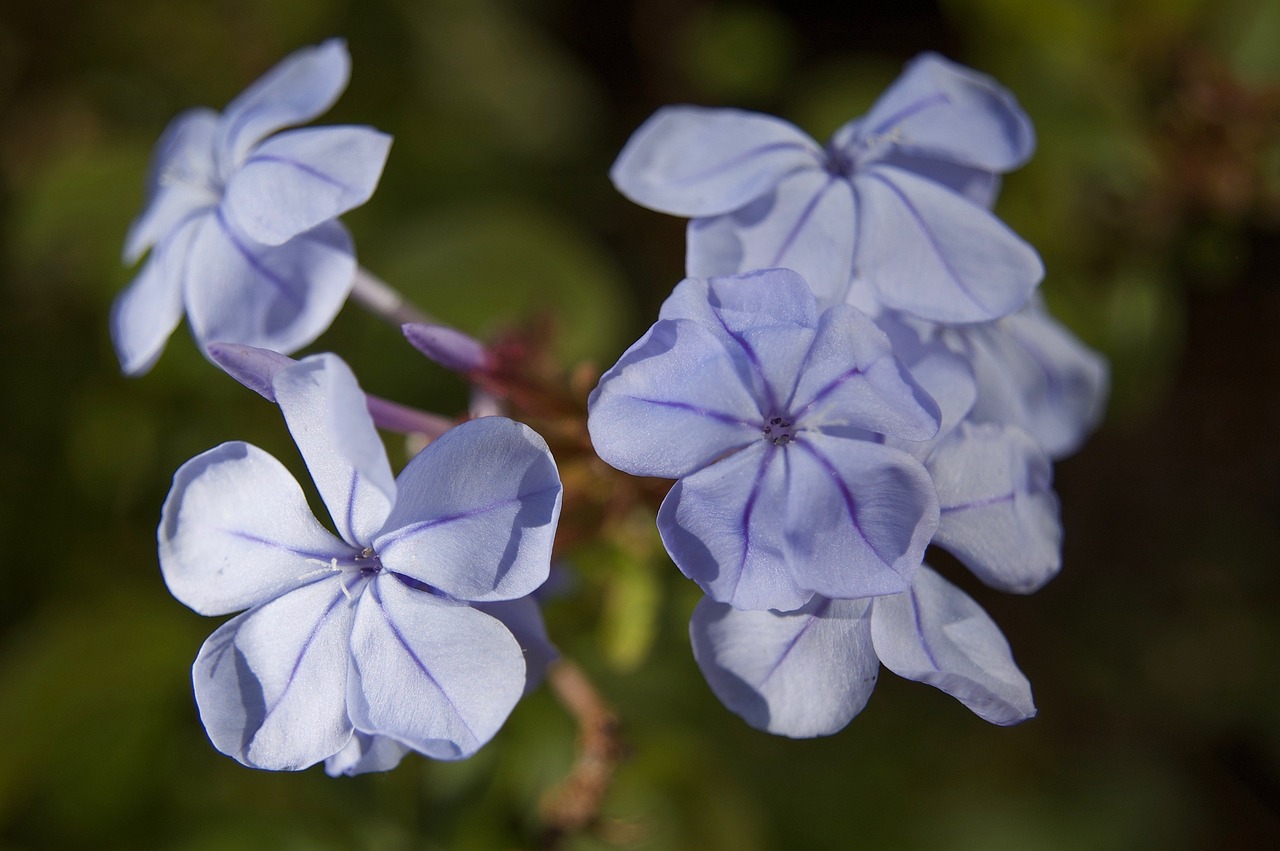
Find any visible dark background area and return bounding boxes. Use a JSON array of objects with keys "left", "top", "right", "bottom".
[{"left": 1, "top": 0, "right": 1278, "bottom": 848}]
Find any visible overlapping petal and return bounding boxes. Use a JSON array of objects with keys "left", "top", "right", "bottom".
[
  {"left": 324, "top": 732, "right": 410, "bottom": 777},
  {"left": 870, "top": 566, "right": 1036, "bottom": 725},
  {"left": 374, "top": 418, "right": 561, "bottom": 602},
  {"left": 224, "top": 126, "right": 392, "bottom": 246},
  {"left": 690, "top": 596, "right": 878, "bottom": 737},
  {"left": 182, "top": 215, "right": 356, "bottom": 356},
  {"left": 193, "top": 577, "right": 356, "bottom": 770},
  {"left": 610, "top": 106, "right": 821, "bottom": 216},
  {"left": 474, "top": 597, "right": 559, "bottom": 696},
  {"left": 587, "top": 319, "right": 761, "bottom": 479},
  {"left": 347, "top": 575, "right": 526, "bottom": 760},
  {"left": 160, "top": 441, "right": 354, "bottom": 616},
  {"left": 216, "top": 38, "right": 351, "bottom": 170},
  {"left": 686, "top": 171, "right": 857, "bottom": 304},
  {"left": 272, "top": 354, "right": 396, "bottom": 547},
  {"left": 852, "top": 52, "right": 1035, "bottom": 172},
  {"left": 855, "top": 166, "right": 1043, "bottom": 322},
  {"left": 124, "top": 107, "right": 220, "bottom": 264},
  {"left": 930, "top": 422, "right": 1061, "bottom": 593}
]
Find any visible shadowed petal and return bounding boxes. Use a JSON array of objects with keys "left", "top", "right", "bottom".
[
  {"left": 610, "top": 106, "right": 821, "bottom": 216},
  {"left": 856, "top": 166, "right": 1043, "bottom": 322},
  {"left": 686, "top": 172, "right": 856, "bottom": 304},
  {"left": 193, "top": 576, "right": 355, "bottom": 770},
  {"left": 348, "top": 575, "right": 525, "bottom": 760},
  {"left": 874, "top": 150, "right": 1002, "bottom": 208},
  {"left": 324, "top": 731, "right": 410, "bottom": 777},
  {"left": 224, "top": 126, "right": 392, "bottom": 247},
  {"left": 272, "top": 355, "right": 396, "bottom": 547},
  {"left": 658, "top": 443, "right": 812, "bottom": 612},
  {"left": 690, "top": 595, "right": 877, "bottom": 737},
  {"left": 854, "top": 52, "right": 1034, "bottom": 172},
  {"left": 588, "top": 319, "right": 761, "bottom": 479},
  {"left": 785, "top": 435, "right": 937, "bottom": 600},
  {"left": 112, "top": 216, "right": 203, "bottom": 376},
  {"left": 216, "top": 39, "right": 351, "bottom": 170},
  {"left": 871, "top": 565, "right": 1036, "bottom": 725},
  {"left": 374, "top": 418, "right": 561, "bottom": 602},
  {"left": 474, "top": 597, "right": 558, "bottom": 696},
  {"left": 160, "top": 441, "right": 355, "bottom": 616},
  {"left": 183, "top": 214, "right": 356, "bottom": 355},
  {"left": 930, "top": 422, "right": 1061, "bottom": 593},
  {"left": 124, "top": 107, "right": 220, "bottom": 264}
]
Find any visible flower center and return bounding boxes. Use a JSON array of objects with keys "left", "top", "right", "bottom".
[
  {"left": 313, "top": 547, "right": 384, "bottom": 601},
  {"left": 762, "top": 415, "right": 797, "bottom": 446},
  {"left": 823, "top": 144, "right": 856, "bottom": 178}
]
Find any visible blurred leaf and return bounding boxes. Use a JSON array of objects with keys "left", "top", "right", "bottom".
[{"left": 679, "top": 3, "right": 797, "bottom": 104}]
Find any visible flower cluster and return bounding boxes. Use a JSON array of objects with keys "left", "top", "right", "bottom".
[{"left": 594, "top": 52, "right": 1107, "bottom": 736}]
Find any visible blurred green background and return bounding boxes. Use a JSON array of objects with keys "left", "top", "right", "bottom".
[{"left": 2, "top": 0, "right": 1279, "bottom": 848}]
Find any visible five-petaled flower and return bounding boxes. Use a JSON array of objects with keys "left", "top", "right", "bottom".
[
  {"left": 112, "top": 39, "right": 392, "bottom": 375},
  {"left": 588, "top": 268, "right": 942, "bottom": 612},
  {"left": 610, "top": 52, "right": 1042, "bottom": 322},
  {"left": 160, "top": 353, "right": 562, "bottom": 773}
]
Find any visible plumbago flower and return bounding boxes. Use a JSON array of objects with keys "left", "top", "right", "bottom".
[
  {"left": 611, "top": 52, "right": 1041, "bottom": 321},
  {"left": 160, "top": 352, "right": 562, "bottom": 773},
  {"left": 112, "top": 39, "right": 392, "bottom": 375},
  {"left": 588, "top": 267, "right": 941, "bottom": 612},
  {"left": 689, "top": 564, "right": 1036, "bottom": 738}
]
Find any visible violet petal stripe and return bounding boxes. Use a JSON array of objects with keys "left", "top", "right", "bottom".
[
  {"left": 794, "top": 438, "right": 891, "bottom": 568},
  {"left": 708, "top": 302, "right": 781, "bottom": 415},
  {"left": 374, "top": 484, "right": 562, "bottom": 547},
  {"left": 787, "top": 357, "right": 882, "bottom": 418},
  {"left": 908, "top": 587, "right": 942, "bottom": 670},
  {"left": 938, "top": 491, "right": 1016, "bottom": 514},
  {"left": 364, "top": 579, "right": 480, "bottom": 742},
  {"left": 724, "top": 445, "right": 777, "bottom": 600},
  {"left": 867, "top": 92, "right": 951, "bottom": 138},
  {"left": 627, "top": 396, "right": 759, "bottom": 428},
  {"left": 344, "top": 471, "right": 361, "bottom": 546},
  {"left": 253, "top": 590, "right": 347, "bottom": 728},
  {"left": 863, "top": 171, "right": 990, "bottom": 314},
  {"left": 213, "top": 208, "right": 305, "bottom": 306},
  {"left": 768, "top": 175, "right": 838, "bottom": 269},
  {"left": 755, "top": 597, "right": 831, "bottom": 688},
  {"left": 224, "top": 529, "right": 353, "bottom": 564},
  {"left": 668, "top": 141, "right": 817, "bottom": 186},
  {"left": 244, "top": 153, "right": 352, "bottom": 191}
]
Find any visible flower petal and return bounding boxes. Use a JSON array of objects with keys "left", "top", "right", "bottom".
[
  {"left": 588, "top": 318, "right": 761, "bottom": 479},
  {"left": 206, "top": 342, "right": 296, "bottom": 401},
  {"left": 216, "top": 38, "right": 351, "bottom": 170},
  {"left": 690, "top": 595, "right": 878, "bottom": 738},
  {"left": 686, "top": 171, "right": 856, "bottom": 305},
  {"left": 785, "top": 435, "right": 937, "bottom": 600},
  {"left": 223, "top": 126, "right": 392, "bottom": 247},
  {"left": 929, "top": 422, "right": 1061, "bottom": 593},
  {"left": 854, "top": 52, "right": 1035, "bottom": 172},
  {"left": 192, "top": 576, "right": 355, "bottom": 770},
  {"left": 874, "top": 150, "right": 1002, "bottom": 208},
  {"left": 272, "top": 354, "right": 397, "bottom": 547},
  {"left": 348, "top": 575, "right": 526, "bottom": 760},
  {"left": 474, "top": 597, "right": 559, "bottom": 696},
  {"left": 160, "top": 441, "right": 355, "bottom": 616},
  {"left": 870, "top": 565, "right": 1036, "bottom": 725},
  {"left": 183, "top": 213, "right": 356, "bottom": 355},
  {"left": 374, "top": 417, "right": 561, "bottom": 602},
  {"left": 111, "top": 216, "right": 202, "bottom": 376},
  {"left": 324, "top": 731, "right": 410, "bottom": 777},
  {"left": 788, "top": 304, "right": 940, "bottom": 442},
  {"left": 610, "top": 106, "right": 821, "bottom": 216},
  {"left": 124, "top": 108, "right": 220, "bottom": 264},
  {"left": 658, "top": 443, "right": 812, "bottom": 612},
  {"left": 855, "top": 166, "right": 1043, "bottom": 322}
]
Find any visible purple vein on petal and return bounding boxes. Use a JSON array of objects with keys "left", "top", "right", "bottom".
[
  {"left": 223, "top": 529, "right": 353, "bottom": 563},
  {"left": 708, "top": 302, "right": 779, "bottom": 416},
  {"left": 756, "top": 597, "right": 831, "bottom": 688},
  {"left": 245, "top": 154, "right": 351, "bottom": 191},
  {"left": 909, "top": 587, "right": 942, "bottom": 670},
  {"left": 344, "top": 471, "right": 361, "bottom": 545},
  {"left": 369, "top": 579, "right": 480, "bottom": 743},
  {"left": 668, "top": 141, "right": 815, "bottom": 187},
  {"left": 794, "top": 439, "right": 893, "bottom": 571},
  {"left": 376, "top": 484, "right": 561, "bottom": 546},
  {"left": 725, "top": 445, "right": 775, "bottom": 601},
  {"left": 628, "top": 396, "right": 757, "bottom": 427},
  {"left": 867, "top": 92, "right": 951, "bottom": 138},
  {"left": 257, "top": 585, "right": 347, "bottom": 728},
  {"left": 939, "top": 490, "right": 1016, "bottom": 514},
  {"left": 213, "top": 207, "right": 306, "bottom": 306},
  {"left": 768, "top": 176, "right": 837, "bottom": 268},
  {"left": 865, "top": 172, "right": 989, "bottom": 314}
]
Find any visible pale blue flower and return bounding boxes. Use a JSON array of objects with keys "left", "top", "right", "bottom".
[
  {"left": 690, "top": 565, "right": 1036, "bottom": 738},
  {"left": 112, "top": 39, "right": 392, "bottom": 375},
  {"left": 588, "top": 268, "right": 941, "bottom": 612},
  {"left": 610, "top": 52, "right": 1042, "bottom": 322},
  {"left": 160, "top": 353, "right": 561, "bottom": 772}
]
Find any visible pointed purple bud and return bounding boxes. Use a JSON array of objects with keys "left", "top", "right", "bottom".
[
  {"left": 207, "top": 342, "right": 296, "bottom": 401},
  {"left": 403, "top": 323, "right": 490, "bottom": 374}
]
